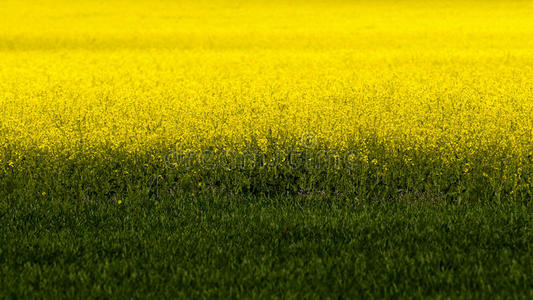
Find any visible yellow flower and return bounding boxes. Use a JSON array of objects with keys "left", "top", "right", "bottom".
[{"left": 0, "top": 0, "right": 530, "bottom": 200}]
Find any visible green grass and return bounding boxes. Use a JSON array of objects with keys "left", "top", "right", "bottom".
[{"left": 1, "top": 194, "right": 531, "bottom": 299}]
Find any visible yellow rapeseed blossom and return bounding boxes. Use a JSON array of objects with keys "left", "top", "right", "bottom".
[{"left": 0, "top": 0, "right": 531, "bottom": 200}]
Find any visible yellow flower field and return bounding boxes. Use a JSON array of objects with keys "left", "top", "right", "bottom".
[{"left": 0, "top": 0, "right": 532, "bottom": 200}]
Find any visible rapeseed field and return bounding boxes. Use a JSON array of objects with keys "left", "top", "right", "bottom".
[{"left": 1, "top": 0, "right": 532, "bottom": 201}]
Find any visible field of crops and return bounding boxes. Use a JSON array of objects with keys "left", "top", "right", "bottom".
[
  {"left": 1, "top": 0, "right": 532, "bottom": 298},
  {"left": 1, "top": 0, "right": 532, "bottom": 201}
]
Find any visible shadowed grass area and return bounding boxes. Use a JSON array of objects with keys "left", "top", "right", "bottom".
[
  {"left": 1, "top": 194, "right": 531, "bottom": 299},
  {"left": 2, "top": 144, "right": 532, "bottom": 203}
]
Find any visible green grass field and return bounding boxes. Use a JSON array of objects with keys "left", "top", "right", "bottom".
[{"left": 1, "top": 194, "right": 531, "bottom": 299}]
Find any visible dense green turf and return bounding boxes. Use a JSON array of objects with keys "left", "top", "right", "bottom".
[{"left": 0, "top": 194, "right": 531, "bottom": 299}]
